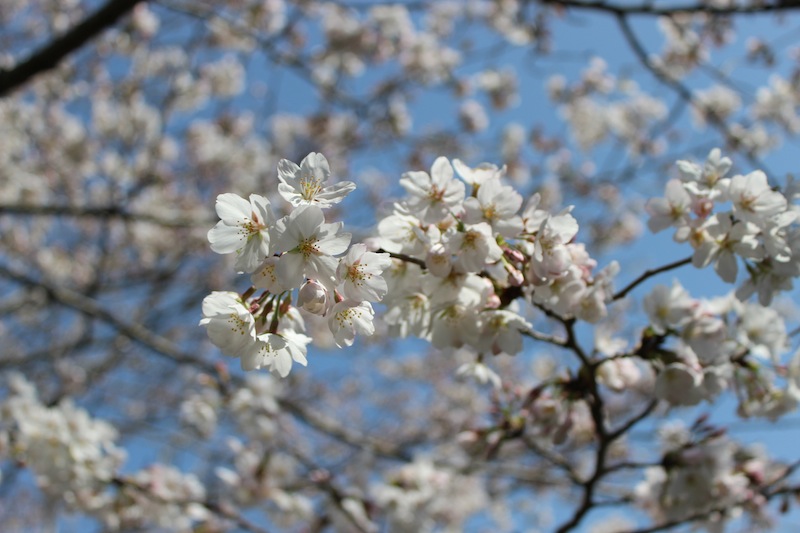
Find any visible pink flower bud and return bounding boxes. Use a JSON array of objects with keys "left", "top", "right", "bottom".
[
  {"left": 504, "top": 247, "right": 525, "bottom": 263},
  {"left": 298, "top": 279, "right": 328, "bottom": 315},
  {"left": 486, "top": 293, "right": 501, "bottom": 309},
  {"left": 506, "top": 264, "right": 524, "bottom": 286}
]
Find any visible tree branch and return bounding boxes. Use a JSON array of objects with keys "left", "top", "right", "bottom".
[
  {"left": 0, "top": 0, "right": 143, "bottom": 97},
  {"left": 613, "top": 256, "right": 692, "bottom": 301},
  {"left": 0, "top": 262, "right": 410, "bottom": 461},
  {"left": 0, "top": 202, "right": 214, "bottom": 228},
  {"left": 540, "top": 0, "right": 800, "bottom": 16}
]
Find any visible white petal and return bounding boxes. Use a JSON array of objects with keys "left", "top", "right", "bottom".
[
  {"left": 215, "top": 193, "right": 251, "bottom": 224},
  {"left": 208, "top": 222, "right": 244, "bottom": 254}
]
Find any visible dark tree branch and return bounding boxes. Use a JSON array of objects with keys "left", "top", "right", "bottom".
[
  {"left": 0, "top": 202, "right": 214, "bottom": 228},
  {"left": 0, "top": 0, "right": 143, "bottom": 97},
  {"left": 612, "top": 256, "right": 692, "bottom": 301},
  {"left": 539, "top": 0, "right": 800, "bottom": 16}
]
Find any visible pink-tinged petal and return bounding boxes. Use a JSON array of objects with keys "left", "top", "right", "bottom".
[
  {"left": 208, "top": 222, "right": 245, "bottom": 254},
  {"left": 215, "top": 193, "right": 251, "bottom": 224},
  {"left": 344, "top": 243, "right": 367, "bottom": 264}
]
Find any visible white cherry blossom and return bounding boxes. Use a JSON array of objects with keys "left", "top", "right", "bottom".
[
  {"left": 446, "top": 222, "right": 504, "bottom": 272},
  {"left": 241, "top": 332, "right": 309, "bottom": 376},
  {"left": 462, "top": 177, "right": 523, "bottom": 237},
  {"left": 643, "top": 281, "right": 695, "bottom": 334},
  {"left": 336, "top": 243, "right": 392, "bottom": 302},
  {"left": 452, "top": 159, "right": 506, "bottom": 188},
  {"left": 273, "top": 205, "right": 352, "bottom": 289},
  {"left": 646, "top": 179, "right": 692, "bottom": 234},
  {"left": 277, "top": 152, "right": 356, "bottom": 207},
  {"left": 724, "top": 170, "right": 787, "bottom": 226},
  {"left": 399, "top": 156, "right": 465, "bottom": 223},
  {"left": 529, "top": 210, "right": 580, "bottom": 283},
  {"left": 199, "top": 292, "right": 255, "bottom": 357},
  {"left": 692, "top": 213, "right": 763, "bottom": 283},
  {"left": 328, "top": 300, "right": 375, "bottom": 347},
  {"left": 207, "top": 193, "right": 274, "bottom": 273}
]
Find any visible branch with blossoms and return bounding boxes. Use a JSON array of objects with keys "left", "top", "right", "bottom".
[{"left": 197, "top": 147, "right": 800, "bottom": 532}]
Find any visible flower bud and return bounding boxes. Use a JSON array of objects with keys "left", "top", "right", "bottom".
[
  {"left": 503, "top": 247, "right": 525, "bottom": 264},
  {"left": 506, "top": 264, "right": 524, "bottom": 286},
  {"left": 297, "top": 279, "right": 328, "bottom": 315}
]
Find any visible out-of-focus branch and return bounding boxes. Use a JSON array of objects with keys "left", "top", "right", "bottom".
[
  {"left": 112, "top": 476, "right": 273, "bottom": 533},
  {"left": 0, "top": 0, "right": 143, "bottom": 97},
  {"left": 0, "top": 262, "right": 210, "bottom": 368},
  {"left": 0, "top": 203, "right": 214, "bottom": 228},
  {"left": 539, "top": 0, "right": 800, "bottom": 16},
  {"left": 0, "top": 262, "right": 410, "bottom": 462},
  {"left": 614, "top": 12, "right": 770, "bottom": 172}
]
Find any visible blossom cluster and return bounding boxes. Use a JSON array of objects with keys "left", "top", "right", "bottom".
[
  {"left": 646, "top": 148, "right": 800, "bottom": 305},
  {"left": 0, "top": 375, "right": 212, "bottom": 531},
  {"left": 377, "top": 156, "right": 617, "bottom": 374},
  {"left": 642, "top": 280, "right": 798, "bottom": 416},
  {"left": 204, "top": 152, "right": 623, "bottom": 383},
  {"left": 635, "top": 420, "right": 778, "bottom": 529},
  {"left": 201, "top": 152, "right": 392, "bottom": 376}
]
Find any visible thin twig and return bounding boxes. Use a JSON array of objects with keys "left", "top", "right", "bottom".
[{"left": 613, "top": 257, "right": 692, "bottom": 301}]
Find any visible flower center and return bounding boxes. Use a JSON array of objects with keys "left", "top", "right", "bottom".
[
  {"left": 297, "top": 237, "right": 319, "bottom": 258},
  {"left": 299, "top": 174, "right": 323, "bottom": 200},
  {"left": 227, "top": 313, "right": 250, "bottom": 335}
]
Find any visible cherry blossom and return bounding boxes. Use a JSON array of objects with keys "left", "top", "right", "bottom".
[
  {"left": 273, "top": 204, "right": 352, "bottom": 288},
  {"left": 277, "top": 152, "right": 356, "bottom": 207},
  {"left": 207, "top": 193, "right": 275, "bottom": 273},
  {"left": 336, "top": 243, "right": 392, "bottom": 302},
  {"left": 399, "top": 156, "right": 466, "bottom": 224}
]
